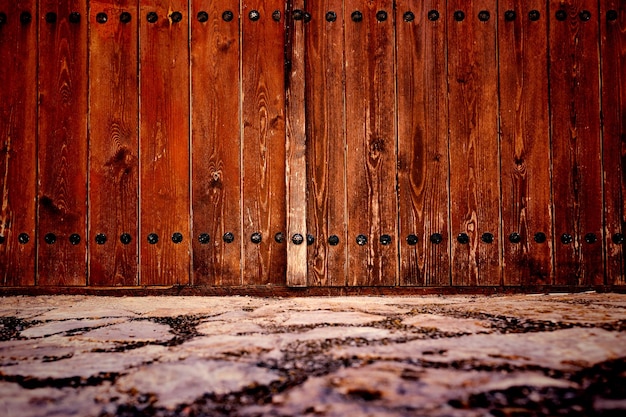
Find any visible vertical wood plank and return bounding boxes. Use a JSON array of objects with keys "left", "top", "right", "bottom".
[
  {"left": 448, "top": 0, "right": 501, "bottom": 286},
  {"left": 139, "top": 1, "right": 190, "bottom": 285},
  {"left": 241, "top": 1, "right": 286, "bottom": 285},
  {"left": 0, "top": 0, "right": 37, "bottom": 286},
  {"left": 396, "top": 0, "right": 450, "bottom": 286},
  {"left": 191, "top": 0, "right": 242, "bottom": 286},
  {"left": 549, "top": 0, "right": 603, "bottom": 286},
  {"left": 37, "top": 0, "right": 88, "bottom": 286},
  {"left": 499, "top": 0, "right": 553, "bottom": 286},
  {"left": 305, "top": 0, "right": 348, "bottom": 286},
  {"left": 88, "top": 0, "right": 139, "bottom": 286},
  {"left": 600, "top": 0, "right": 626, "bottom": 285},
  {"left": 345, "top": 0, "right": 398, "bottom": 286},
  {"left": 285, "top": 0, "right": 307, "bottom": 287}
]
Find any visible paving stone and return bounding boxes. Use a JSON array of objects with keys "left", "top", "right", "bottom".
[
  {"left": 75, "top": 321, "right": 172, "bottom": 343},
  {"left": 196, "top": 319, "right": 264, "bottom": 336},
  {"left": 20, "top": 318, "right": 128, "bottom": 338},
  {"left": 274, "top": 310, "right": 387, "bottom": 327},
  {"left": 403, "top": 314, "right": 492, "bottom": 334}
]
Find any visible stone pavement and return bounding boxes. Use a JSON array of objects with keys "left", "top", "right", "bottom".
[{"left": 0, "top": 293, "right": 625, "bottom": 416}]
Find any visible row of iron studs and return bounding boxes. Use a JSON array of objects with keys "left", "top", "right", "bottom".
[{"left": 1, "top": 9, "right": 621, "bottom": 26}]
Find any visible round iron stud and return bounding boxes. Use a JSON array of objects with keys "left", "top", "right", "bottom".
[
  {"left": 454, "top": 10, "right": 465, "bottom": 21},
  {"left": 380, "top": 234, "right": 392, "bottom": 246},
  {"left": 120, "top": 12, "right": 132, "bottom": 23},
  {"left": 250, "top": 232, "right": 262, "bottom": 244},
  {"left": 45, "top": 233, "right": 57, "bottom": 245},
  {"left": 560, "top": 233, "right": 573, "bottom": 244},
  {"left": 46, "top": 12, "right": 57, "bottom": 23},
  {"left": 292, "top": 233, "right": 304, "bottom": 245},
  {"left": 328, "top": 235, "right": 340, "bottom": 246},
  {"left": 457, "top": 233, "right": 470, "bottom": 244},
  {"left": 272, "top": 10, "right": 281, "bottom": 22},
  {"left": 95, "top": 234, "right": 107, "bottom": 245},
  {"left": 478, "top": 10, "right": 490, "bottom": 22},
  {"left": 170, "top": 11, "right": 183, "bottom": 23},
  {"left": 249, "top": 10, "right": 260, "bottom": 21},
  {"left": 147, "top": 233, "right": 159, "bottom": 245},
  {"left": 504, "top": 10, "right": 516, "bottom": 21},
  {"left": 612, "top": 233, "right": 624, "bottom": 244},
  {"left": 579, "top": 10, "right": 591, "bottom": 22},
  {"left": 481, "top": 232, "right": 494, "bottom": 244},
  {"left": 428, "top": 10, "right": 440, "bottom": 21},
  {"left": 18, "top": 233, "right": 30, "bottom": 244},
  {"left": 584, "top": 233, "right": 597, "bottom": 244},
  {"left": 407, "top": 234, "right": 419, "bottom": 245},
  {"left": 198, "top": 233, "right": 210, "bottom": 244},
  {"left": 293, "top": 9, "right": 304, "bottom": 20},
  {"left": 222, "top": 11, "right": 234, "bottom": 22},
  {"left": 197, "top": 11, "right": 209, "bottom": 22},
  {"left": 0, "top": 12, "right": 6, "bottom": 25},
  {"left": 307, "top": 234, "right": 315, "bottom": 246},
  {"left": 120, "top": 233, "right": 132, "bottom": 245},
  {"left": 351, "top": 11, "right": 363, "bottom": 23},
  {"left": 0, "top": 235, "right": 4, "bottom": 244},
  {"left": 96, "top": 12, "right": 108, "bottom": 24},
  {"left": 172, "top": 232, "right": 183, "bottom": 244},
  {"left": 69, "top": 12, "right": 81, "bottom": 24},
  {"left": 69, "top": 234, "right": 81, "bottom": 245},
  {"left": 223, "top": 232, "right": 235, "bottom": 243},
  {"left": 146, "top": 12, "right": 158, "bottom": 23},
  {"left": 356, "top": 234, "right": 367, "bottom": 246},
  {"left": 555, "top": 10, "right": 567, "bottom": 21},
  {"left": 430, "top": 233, "right": 443, "bottom": 244},
  {"left": 607, "top": 10, "right": 619, "bottom": 22},
  {"left": 326, "top": 11, "right": 337, "bottom": 22},
  {"left": 509, "top": 232, "right": 522, "bottom": 244},
  {"left": 20, "top": 11, "right": 32, "bottom": 24},
  {"left": 534, "top": 232, "right": 547, "bottom": 244},
  {"left": 273, "top": 232, "right": 284, "bottom": 243},
  {"left": 403, "top": 11, "right": 415, "bottom": 22},
  {"left": 303, "top": 12, "right": 312, "bottom": 23},
  {"left": 376, "top": 10, "right": 388, "bottom": 22},
  {"left": 529, "top": 10, "right": 541, "bottom": 21}
]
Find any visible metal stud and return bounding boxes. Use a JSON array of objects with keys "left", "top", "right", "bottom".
[
  {"left": 584, "top": 233, "right": 597, "bottom": 244},
  {"left": 534, "top": 232, "right": 547, "bottom": 244},
  {"left": 0, "top": 235, "right": 4, "bottom": 244},
  {"left": 407, "top": 234, "right": 419, "bottom": 245},
  {"left": 249, "top": 10, "right": 260, "bottom": 21},
  {"left": 504, "top": 10, "right": 516, "bottom": 21},
  {"left": 45, "top": 233, "right": 57, "bottom": 244},
  {"left": 223, "top": 232, "right": 235, "bottom": 243},
  {"left": 457, "top": 233, "right": 470, "bottom": 244},
  {"left": 612, "top": 233, "right": 624, "bottom": 244},
  {"left": 222, "top": 11, "right": 234, "bottom": 22},
  {"left": 69, "top": 12, "right": 81, "bottom": 24},
  {"left": 120, "top": 12, "right": 132, "bottom": 23},
  {"left": 579, "top": 10, "right": 591, "bottom": 22},
  {"left": 509, "top": 232, "right": 522, "bottom": 244},
  {"left": 454, "top": 10, "right": 465, "bottom": 21},
  {"left": 380, "top": 234, "right": 392, "bottom": 246},
  {"left": 251, "top": 232, "right": 262, "bottom": 244},
  {"left": 18, "top": 233, "right": 30, "bottom": 244},
  {"left": 20, "top": 11, "right": 32, "bottom": 24},
  {"left": 198, "top": 233, "right": 210, "bottom": 244},
  {"left": 607, "top": 10, "right": 618, "bottom": 22},
  {"left": 292, "top": 233, "right": 304, "bottom": 245},
  {"left": 356, "top": 234, "right": 367, "bottom": 246},
  {"left": 172, "top": 232, "right": 183, "bottom": 244},
  {"left": 0, "top": 12, "right": 6, "bottom": 25},
  {"left": 120, "top": 233, "right": 132, "bottom": 245},
  {"left": 69, "top": 234, "right": 81, "bottom": 245},
  {"left": 95, "top": 234, "right": 107, "bottom": 245},
  {"left": 351, "top": 11, "right": 363, "bottom": 22},
  {"left": 170, "top": 11, "right": 183, "bottom": 23},
  {"left": 376, "top": 10, "right": 388, "bottom": 22},
  {"left": 307, "top": 234, "right": 315, "bottom": 245},
  {"left": 328, "top": 235, "right": 340, "bottom": 246},
  {"left": 403, "top": 11, "right": 415, "bottom": 22},
  {"left": 147, "top": 12, "right": 158, "bottom": 23},
  {"left": 561, "top": 233, "right": 573, "bottom": 244},
  {"left": 326, "top": 11, "right": 337, "bottom": 22},
  {"left": 96, "top": 12, "right": 108, "bottom": 24},
  {"left": 197, "top": 11, "right": 209, "bottom": 22},
  {"left": 555, "top": 10, "right": 567, "bottom": 21},
  {"left": 272, "top": 10, "right": 281, "bottom": 22},
  {"left": 478, "top": 10, "right": 490, "bottom": 22},
  {"left": 274, "top": 232, "right": 284, "bottom": 243},
  {"left": 428, "top": 10, "right": 440, "bottom": 21},
  {"left": 481, "top": 232, "right": 494, "bottom": 244},
  {"left": 45, "top": 12, "right": 57, "bottom": 23},
  {"left": 528, "top": 10, "right": 540, "bottom": 21},
  {"left": 430, "top": 233, "right": 443, "bottom": 244},
  {"left": 147, "top": 233, "right": 159, "bottom": 244},
  {"left": 293, "top": 9, "right": 304, "bottom": 20}
]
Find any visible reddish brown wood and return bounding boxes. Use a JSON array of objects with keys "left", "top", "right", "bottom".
[
  {"left": 549, "top": 0, "right": 604, "bottom": 285},
  {"left": 0, "top": 0, "right": 37, "bottom": 286},
  {"left": 37, "top": 0, "right": 88, "bottom": 286},
  {"left": 139, "top": 1, "right": 190, "bottom": 285},
  {"left": 396, "top": 0, "right": 450, "bottom": 286},
  {"left": 499, "top": 0, "right": 553, "bottom": 286},
  {"left": 191, "top": 0, "right": 242, "bottom": 286},
  {"left": 305, "top": 0, "right": 347, "bottom": 286},
  {"left": 88, "top": 0, "right": 139, "bottom": 286},
  {"left": 344, "top": 0, "right": 398, "bottom": 286},
  {"left": 241, "top": 1, "right": 286, "bottom": 285},
  {"left": 447, "top": 0, "right": 501, "bottom": 286},
  {"left": 601, "top": 0, "right": 626, "bottom": 285}
]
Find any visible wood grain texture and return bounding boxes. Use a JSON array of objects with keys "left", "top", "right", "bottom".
[
  {"left": 549, "top": 0, "right": 604, "bottom": 285},
  {"left": 139, "top": 0, "right": 190, "bottom": 285},
  {"left": 447, "top": 0, "right": 501, "bottom": 286},
  {"left": 241, "top": 0, "right": 287, "bottom": 285},
  {"left": 499, "top": 0, "right": 553, "bottom": 286},
  {"left": 600, "top": 0, "right": 626, "bottom": 285},
  {"left": 37, "top": 0, "right": 88, "bottom": 286},
  {"left": 0, "top": 0, "right": 37, "bottom": 286},
  {"left": 191, "top": 0, "right": 242, "bottom": 286},
  {"left": 304, "top": 0, "right": 348, "bottom": 287},
  {"left": 88, "top": 0, "right": 139, "bottom": 286},
  {"left": 344, "top": 0, "right": 398, "bottom": 286},
  {"left": 396, "top": 0, "right": 450, "bottom": 286}
]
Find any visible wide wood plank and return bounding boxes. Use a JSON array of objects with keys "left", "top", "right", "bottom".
[
  {"left": 241, "top": 0, "right": 287, "bottom": 285},
  {"left": 139, "top": 0, "right": 190, "bottom": 285},
  {"left": 304, "top": 0, "right": 347, "bottom": 286},
  {"left": 549, "top": 0, "right": 603, "bottom": 285},
  {"left": 600, "top": 0, "right": 626, "bottom": 285},
  {"left": 0, "top": 0, "right": 37, "bottom": 286},
  {"left": 345, "top": 0, "right": 398, "bottom": 286},
  {"left": 37, "top": 0, "right": 88, "bottom": 286},
  {"left": 191, "top": 0, "right": 242, "bottom": 286},
  {"left": 88, "top": 0, "right": 139, "bottom": 286},
  {"left": 499, "top": 0, "right": 553, "bottom": 286},
  {"left": 447, "top": 0, "right": 501, "bottom": 286},
  {"left": 397, "top": 0, "right": 450, "bottom": 286}
]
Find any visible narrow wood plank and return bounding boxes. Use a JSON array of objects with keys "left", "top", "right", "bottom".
[
  {"left": 499, "top": 0, "right": 553, "bottom": 286},
  {"left": 139, "top": 1, "right": 190, "bottom": 285},
  {"left": 0, "top": 0, "right": 37, "bottom": 286},
  {"left": 241, "top": 1, "right": 287, "bottom": 285},
  {"left": 600, "top": 0, "right": 626, "bottom": 285},
  {"left": 549, "top": 0, "right": 604, "bottom": 285},
  {"left": 305, "top": 0, "right": 348, "bottom": 286},
  {"left": 345, "top": 0, "right": 398, "bottom": 286},
  {"left": 285, "top": 0, "right": 307, "bottom": 287},
  {"left": 396, "top": 0, "right": 450, "bottom": 286},
  {"left": 88, "top": 0, "right": 139, "bottom": 286},
  {"left": 191, "top": 0, "right": 242, "bottom": 286},
  {"left": 37, "top": 0, "right": 88, "bottom": 286},
  {"left": 447, "top": 0, "right": 501, "bottom": 286}
]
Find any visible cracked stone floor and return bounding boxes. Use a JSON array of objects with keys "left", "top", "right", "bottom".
[{"left": 1, "top": 293, "right": 625, "bottom": 416}]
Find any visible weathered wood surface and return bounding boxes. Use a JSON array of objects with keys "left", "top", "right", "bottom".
[
  {"left": 139, "top": 0, "right": 190, "bottom": 285},
  {"left": 305, "top": 0, "right": 348, "bottom": 286},
  {"left": 191, "top": 0, "right": 242, "bottom": 286},
  {"left": 447, "top": 0, "right": 501, "bottom": 286},
  {"left": 88, "top": 0, "right": 139, "bottom": 286},
  {"left": 0, "top": 0, "right": 37, "bottom": 286},
  {"left": 601, "top": 0, "right": 626, "bottom": 285},
  {"left": 345, "top": 0, "right": 398, "bottom": 286},
  {"left": 241, "top": 0, "right": 286, "bottom": 284},
  {"left": 397, "top": 0, "right": 450, "bottom": 286},
  {"left": 37, "top": 0, "right": 88, "bottom": 286},
  {"left": 549, "top": 0, "right": 603, "bottom": 285},
  {"left": 499, "top": 0, "right": 553, "bottom": 285}
]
